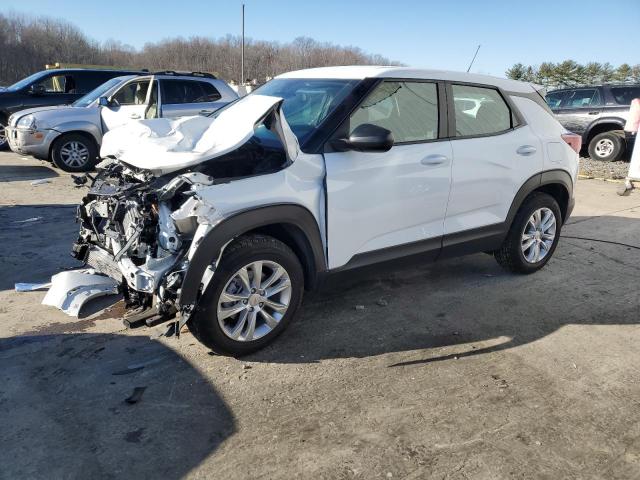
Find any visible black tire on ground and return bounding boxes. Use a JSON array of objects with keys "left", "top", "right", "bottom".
[
  {"left": 494, "top": 192, "right": 562, "bottom": 274},
  {"left": 0, "top": 119, "right": 8, "bottom": 150},
  {"left": 588, "top": 131, "right": 625, "bottom": 162},
  {"left": 51, "top": 133, "right": 99, "bottom": 172},
  {"left": 188, "top": 234, "right": 305, "bottom": 356}
]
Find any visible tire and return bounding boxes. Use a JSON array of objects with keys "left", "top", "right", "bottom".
[
  {"left": 51, "top": 133, "right": 98, "bottom": 172},
  {"left": 0, "top": 118, "right": 8, "bottom": 150},
  {"left": 494, "top": 192, "right": 562, "bottom": 274},
  {"left": 588, "top": 131, "right": 624, "bottom": 162},
  {"left": 188, "top": 234, "right": 305, "bottom": 356}
]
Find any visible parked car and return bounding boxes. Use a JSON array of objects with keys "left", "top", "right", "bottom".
[
  {"left": 546, "top": 84, "right": 640, "bottom": 161},
  {"left": 6, "top": 71, "right": 238, "bottom": 171},
  {"left": 45, "top": 66, "right": 579, "bottom": 355},
  {"left": 0, "top": 68, "right": 142, "bottom": 150}
]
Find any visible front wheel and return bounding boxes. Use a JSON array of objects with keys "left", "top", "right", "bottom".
[
  {"left": 494, "top": 192, "right": 562, "bottom": 274},
  {"left": 0, "top": 119, "right": 8, "bottom": 150},
  {"left": 588, "top": 131, "right": 625, "bottom": 162},
  {"left": 188, "top": 234, "right": 304, "bottom": 356},
  {"left": 51, "top": 133, "right": 98, "bottom": 172}
]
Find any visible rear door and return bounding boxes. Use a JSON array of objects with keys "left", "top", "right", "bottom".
[
  {"left": 554, "top": 87, "right": 603, "bottom": 135},
  {"left": 444, "top": 83, "right": 544, "bottom": 238},
  {"left": 159, "top": 79, "right": 225, "bottom": 118},
  {"left": 100, "top": 76, "right": 152, "bottom": 131},
  {"left": 324, "top": 80, "right": 452, "bottom": 269}
]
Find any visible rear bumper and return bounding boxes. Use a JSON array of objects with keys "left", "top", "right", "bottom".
[{"left": 5, "top": 126, "right": 58, "bottom": 159}]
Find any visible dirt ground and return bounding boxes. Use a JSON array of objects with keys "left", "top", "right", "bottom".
[{"left": 1, "top": 152, "right": 639, "bottom": 480}]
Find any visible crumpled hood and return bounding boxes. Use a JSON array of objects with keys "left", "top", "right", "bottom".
[{"left": 100, "top": 95, "right": 299, "bottom": 176}]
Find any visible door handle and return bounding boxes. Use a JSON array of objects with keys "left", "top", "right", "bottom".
[
  {"left": 516, "top": 145, "right": 537, "bottom": 156},
  {"left": 199, "top": 109, "right": 214, "bottom": 116},
  {"left": 588, "top": 111, "right": 599, "bottom": 115},
  {"left": 420, "top": 154, "right": 449, "bottom": 166},
  {"left": 129, "top": 113, "right": 140, "bottom": 119}
]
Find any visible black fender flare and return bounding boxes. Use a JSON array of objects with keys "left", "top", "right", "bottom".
[
  {"left": 179, "top": 204, "right": 326, "bottom": 310},
  {"left": 505, "top": 169, "right": 574, "bottom": 229},
  {"left": 583, "top": 117, "right": 626, "bottom": 143}
]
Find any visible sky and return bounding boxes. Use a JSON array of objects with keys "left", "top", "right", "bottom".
[{"left": 4, "top": 0, "right": 639, "bottom": 76}]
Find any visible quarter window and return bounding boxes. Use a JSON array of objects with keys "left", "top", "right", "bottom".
[
  {"left": 452, "top": 85, "right": 512, "bottom": 137},
  {"left": 350, "top": 81, "right": 439, "bottom": 143},
  {"left": 610, "top": 86, "right": 640, "bottom": 106},
  {"left": 563, "top": 89, "right": 601, "bottom": 108}
]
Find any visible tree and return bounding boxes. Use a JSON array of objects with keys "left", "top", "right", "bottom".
[{"left": 505, "top": 63, "right": 526, "bottom": 81}]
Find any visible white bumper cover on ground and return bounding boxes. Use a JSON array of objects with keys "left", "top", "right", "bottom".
[{"left": 42, "top": 269, "right": 119, "bottom": 317}]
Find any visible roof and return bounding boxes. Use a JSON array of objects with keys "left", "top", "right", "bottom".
[{"left": 276, "top": 66, "right": 540, "bottom": 94}]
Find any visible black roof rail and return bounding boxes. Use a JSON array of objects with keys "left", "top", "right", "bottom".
[{"left": 151, "top": 70, "right": 217, "bottom": 79}]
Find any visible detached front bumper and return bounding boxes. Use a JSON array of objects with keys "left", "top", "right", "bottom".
[{"left": 5, "top": 126, "right": 58, "bottom": 159}]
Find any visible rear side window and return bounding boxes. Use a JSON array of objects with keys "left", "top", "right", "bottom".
[
  {"left": 562, "top": 89, "right": 601, "bottom": 108},
  {"left": 610, "top": 86, "right": 640, "bottom": 105},
  {"left": 161, "top": 80, "right": 221, "bottom": 104},
  {"left": 349, "top": 81, "right": 439, "bottom": 143},
  {"left": 452, "top": 84, "right": 512, "bottom": 137},
  {"left": 74, "top": 71, "right": 118, "bottom": 94}
]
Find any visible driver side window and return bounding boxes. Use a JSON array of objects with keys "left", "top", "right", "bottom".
[
  {"left": 112, "top": 80, "right": 150, "bottom": 106},
  {"left": 349, "top": 81, "right": 439, "bottom": 143}
]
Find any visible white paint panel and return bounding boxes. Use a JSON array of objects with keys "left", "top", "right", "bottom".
[{"left": 325, "top": 141, "right": 453, "bottom": 268}]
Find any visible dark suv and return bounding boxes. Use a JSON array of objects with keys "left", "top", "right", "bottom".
[
  {"left": 546, "top": 84, "right": 640, "bottom": 161},
  {"left": 0, "top": 68, "right": 141, "bottom": 149}
]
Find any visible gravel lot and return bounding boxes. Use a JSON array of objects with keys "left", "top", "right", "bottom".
[
  {"left": 1, "top": 152, "right": 639, "bottom": 479},
  {"left": 579, "top": 156, "right": 630, "bottom": 180}
]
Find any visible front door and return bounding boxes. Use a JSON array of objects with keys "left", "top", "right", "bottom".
[
  {"left": 101, "top": 77, "right": 153, "bottom": 131},
  {"left": 324, "top": 80, "right": 452, "bottom": 269}
]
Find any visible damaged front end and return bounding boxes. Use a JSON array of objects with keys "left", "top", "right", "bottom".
[
  {"left": 47, "top": 94, "right": 298, "bottom": 331},
  {"left": 69, "top": 162, "right": 221, "bottom": 327}
]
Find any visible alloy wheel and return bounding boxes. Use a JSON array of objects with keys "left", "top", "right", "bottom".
[
  {"left": 594, "top": 138, "right": 615, "bottom": 158},
  {"left": 59, "top": 140, "right": 90, "bottom": 168},
  {"left": 217, "top": 260, "right": 292, "bottom": 342},
  {"left": 521, "top": 207, "right": 556, "bottom": 263},
  {"left": 0, "top": 123, "right": 7, "bottom": 148}
]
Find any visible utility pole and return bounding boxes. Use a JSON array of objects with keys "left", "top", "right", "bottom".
[
  {"left": 241, "top": 3, "right": 245, "bottom": 86},
  {"left": 467, "top": 44, "right": 481, "bottom": 73}
]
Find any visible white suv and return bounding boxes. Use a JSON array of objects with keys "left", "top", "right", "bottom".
[{"left": 47, "top": 66, "right": 580, "bottom": 356}]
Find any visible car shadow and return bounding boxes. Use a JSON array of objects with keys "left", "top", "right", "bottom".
[
  {"left": 247, "top": 214, "right": 640, "bottom": 366},
  {"left": 0, "top": 333, "right": 235, "bottom": 479},
  {"left": 0, "top": 163, "right": 59, "bottom": 182},
  {"left": 0, "top": 204, "right": 81, "bottom": 291}
]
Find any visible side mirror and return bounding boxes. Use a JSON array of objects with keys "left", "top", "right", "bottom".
[
  {"left": 332, "top": 123, "right": 394, "bottom": 153},
  {"left": 98, "top": 97, "right": 111, "bottom": 107},
  {"left": 29, "top": 84, "right": 46, "bottom": 96}
]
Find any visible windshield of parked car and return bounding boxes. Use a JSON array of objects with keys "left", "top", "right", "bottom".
[
  {"left": 6, "top": 71, "right": 50, "bottom": 92},
  {"left": 73, "top": 77, "right": 128, "bottom": 107},
  {"left": 249, "top": 78, "right": 359, "bottom": 143}
]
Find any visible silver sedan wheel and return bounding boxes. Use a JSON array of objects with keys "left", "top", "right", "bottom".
[
  {"left": 594, "top": 138, "right": 615, "bottom": 158},
  {"left": 0, "top": 123, "right": 7, "bottom": 147},
  {"left": 521, "top": 207, "right": 556, "bottom": 263},
  {"left": 59, "top": 141, "right": 90, "bottom": 168},
  {"left": 217, "top": 260, "right": 292, "bottom": 342}
]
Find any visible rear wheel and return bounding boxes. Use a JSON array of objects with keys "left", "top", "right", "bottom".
[
  {"left": 588, "top": 131, "right": 624, "bottom": 162},
  {"left": 188, "top": 234, "right": 304, "bottom": 356},
  {"left": 51, "top": 133, "right": 98, "bottom": 172},
  {"left": 494, "top": 192, "right": 562, "bottom": 274}
]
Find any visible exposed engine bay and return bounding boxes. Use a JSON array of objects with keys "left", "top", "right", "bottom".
[{"left": 72, "top": 161, "right": 217, "bottom": 324}]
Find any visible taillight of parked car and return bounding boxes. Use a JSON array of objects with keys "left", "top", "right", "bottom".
[{"left": 561, "top": 133, "right": 581, "bottom": 154}]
